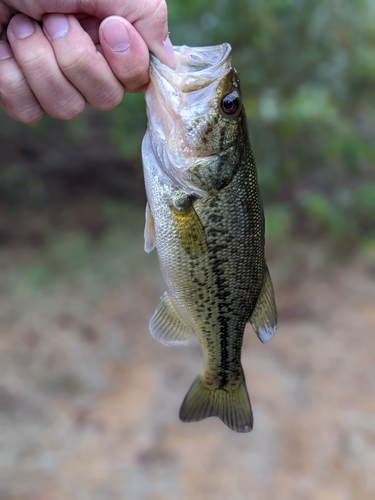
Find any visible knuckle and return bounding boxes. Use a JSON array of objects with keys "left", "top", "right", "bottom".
[
  {"left": 59, "top": 49, "right": 92, "bottom": 78},
  {"left": 20, "top": 108, "right": 44, "bottom": 124},
  {"left": 2, "top": 98, "right": 43, "bottom": 123},
  {"left": 149, "top": 0, "right": 168, "bottom": 35},
  {"left": 18, "top": 47, "right": 49, "bottom": 75},
  {"left": 126, "top": 84, "right": 147, "bottom": 95},
  {"left": 153, "top": 0, "right": 168, "bottom": 20},
  {"left": 122, "top": 65, "right": 149, "bottom": 92},
  {"left": 142, "top": 0, "right": 167, "bottom": 21},
  {"left": 0, "top": 67, "right": 22, "bottom": 90},
  {"left": 133, "top": 0, "right": 168, "bottom": 37},
  {"left": 51, "top": 96, "right": 86, "bottom": 120},
  {"left": 91, "top": 87, "right": 124, "bottom": 111},
  {"left": 0, "top": 73, "right": 43, "bottom": 123}
]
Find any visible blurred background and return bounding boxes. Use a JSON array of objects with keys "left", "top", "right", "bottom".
[{"left": 1, "top": 0, "right": 375, "bottom": 499}]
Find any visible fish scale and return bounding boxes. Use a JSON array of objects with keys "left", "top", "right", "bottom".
[
  {"left": 207, "top": 162, "right": 262, "bottom": 372},
  {"left": 142, "top": 43, "right": 277, "bottom": 432}
]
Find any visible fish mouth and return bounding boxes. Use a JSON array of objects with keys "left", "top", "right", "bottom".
[
  {"left": 150, "top": 43, "right": 232, "bottom": 93},
  {"left": 145, "top": 44, "right": 233, "bottom": 195},
  {"left": 173, "top": 44, "right": 232, "bottom": 74}
]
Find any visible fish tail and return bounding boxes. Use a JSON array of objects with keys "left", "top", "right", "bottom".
[{"left": 179, "top": 371, "right": 253, "bottom": 433}]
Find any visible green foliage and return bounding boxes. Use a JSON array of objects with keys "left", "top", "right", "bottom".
[
  {"left": 299, "top": 192, "right": 350, "bottom": 237},
  {"left": 0, "top": 0, "right": 374, "bottom": 247},
  {"left": 164, "top": 0, "right": 375, "bottom": 244},
  {"left": 109, "top": 93, "right": 146, "bottom": 159},
  {"left": 356, "top": 184, "right": 375, "bottom": 217},
  {"left": 361, "top": 237, "right": 375, "bottom": 269},
  {"left": 264, "top": 204, "right": 292, "bottom": 240},
  {"left": 8, "top": 201, "right": 154, "bottom": 300}
]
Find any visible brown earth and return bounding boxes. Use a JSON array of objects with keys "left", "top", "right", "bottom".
[{"left": 0, "top": 214, "right": 374, "bottom": 500}]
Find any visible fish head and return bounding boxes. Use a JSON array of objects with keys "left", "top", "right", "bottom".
[{"left": 145, "top": 44, "right": 247, "bottom": 194}]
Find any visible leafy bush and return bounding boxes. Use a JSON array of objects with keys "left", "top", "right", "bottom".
[{"left": 0, "top": 0, "right": 374, "bottom": 248}]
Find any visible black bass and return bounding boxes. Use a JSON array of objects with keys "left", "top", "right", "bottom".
[{"left": 142, "top": 44, "right": 277, "bottom": 433}]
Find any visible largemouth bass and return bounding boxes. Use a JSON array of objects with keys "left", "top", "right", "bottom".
[{"left": 142, "top": 43, "right": 277, "bottom": 433}]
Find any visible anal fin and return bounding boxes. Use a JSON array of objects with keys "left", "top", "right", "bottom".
[
  {"left": 150, "top": 292, "right": 194, "bottom": 347},
  {"left": 249, "top": 263, "right": 277, "bottom": 344}
]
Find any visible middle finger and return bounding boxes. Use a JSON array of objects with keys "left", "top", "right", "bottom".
[
  {"left": 7, "top": 14, "right": 85, "bottom": 120},
  {"left": 43, "top": 14, "right": 124, "bottom": 111}
]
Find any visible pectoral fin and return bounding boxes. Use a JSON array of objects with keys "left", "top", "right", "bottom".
[
  {"left": 249, "top": 264, "right": 277, "bottom": 344},
  {"left": 144, "top": 202, "right": 156, "bottom": 253},
  {"left": 171, "top": 200, "right": 207, "bottom": 258},
  {"left": 150, "top": 292, "right": 194, "bottom": 347}
]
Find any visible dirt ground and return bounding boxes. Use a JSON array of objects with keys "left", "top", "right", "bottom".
[{"left": 1, "top": 207, "right": 375, "bottom": 500}]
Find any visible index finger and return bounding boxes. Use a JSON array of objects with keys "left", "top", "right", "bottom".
[
  {"left": 0, "top": 2, "right": 17, "bottom": 39},
  {"left": 4, "top": 0, "right": 175, "bottom": 67}
]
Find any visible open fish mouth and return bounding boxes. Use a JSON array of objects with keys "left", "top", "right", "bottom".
[
  {"left": 144, "top": 43, "right": 236, "bottom": 194},
  {"left": 173, "top": 44, "right": 231, "bottom": 73},
  {"left": 150, "top": 43, "right": 232, "bottom": 93},
  {"left": 146, "top": 43, "right": 233, "bottom": 151}
]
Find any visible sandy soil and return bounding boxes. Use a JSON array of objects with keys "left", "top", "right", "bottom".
[{"left": 1, "top": 222, "right": 375, "bottom": 500}]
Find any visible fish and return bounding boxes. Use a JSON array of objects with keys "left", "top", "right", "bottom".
[{"left": 142, "top": 43, "right": 277, "bottom": 433}]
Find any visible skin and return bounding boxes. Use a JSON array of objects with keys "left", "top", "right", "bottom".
[{"left": 0, "top": 0, "right": 175, "bottom": 123}]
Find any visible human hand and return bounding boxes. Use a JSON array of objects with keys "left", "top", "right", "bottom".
[{"left": 0, "top": 0, "right": 175, "bottom": 123}]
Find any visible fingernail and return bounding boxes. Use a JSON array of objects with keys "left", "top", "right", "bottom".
[
  {"left": 11, "top": 14, "right": 35, "bottom": 40},
  {"left": 0, "top": 41, "right": 13, "bottom": 60},
  {"left": 101, "top": 17, "right": 130, "bottom": 53},
  {"left": 163, "top": 36, "right": 176, "bottom": 69},
  {"left": 43, "top": 14, "right": 69, "bottom": 40}
]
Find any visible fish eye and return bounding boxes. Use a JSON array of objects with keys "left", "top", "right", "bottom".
[{"left": 220, "top": 92, "right": 240, "bottom": 116}]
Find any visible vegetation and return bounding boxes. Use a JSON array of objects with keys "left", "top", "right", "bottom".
[{"left": 0, "top": 0, "right": 374, "bottom": 249}]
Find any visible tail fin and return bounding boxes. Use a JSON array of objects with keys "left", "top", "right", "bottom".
[{"left": 179, "top": 373, "right": 253, "bottom": 433}]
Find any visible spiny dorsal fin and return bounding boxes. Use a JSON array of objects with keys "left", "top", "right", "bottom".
[
  {"left": 150, "top": 292, "right": 194, "bottom": 347},
  {"left": 249, "top": 263, "right": 277, "bottom": 344},
  {"left": 179, "top": 371, "right": 253, "bottom": 433},
  {"left": 144, "top": 202, "right": 156, "bottom": 253}
]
